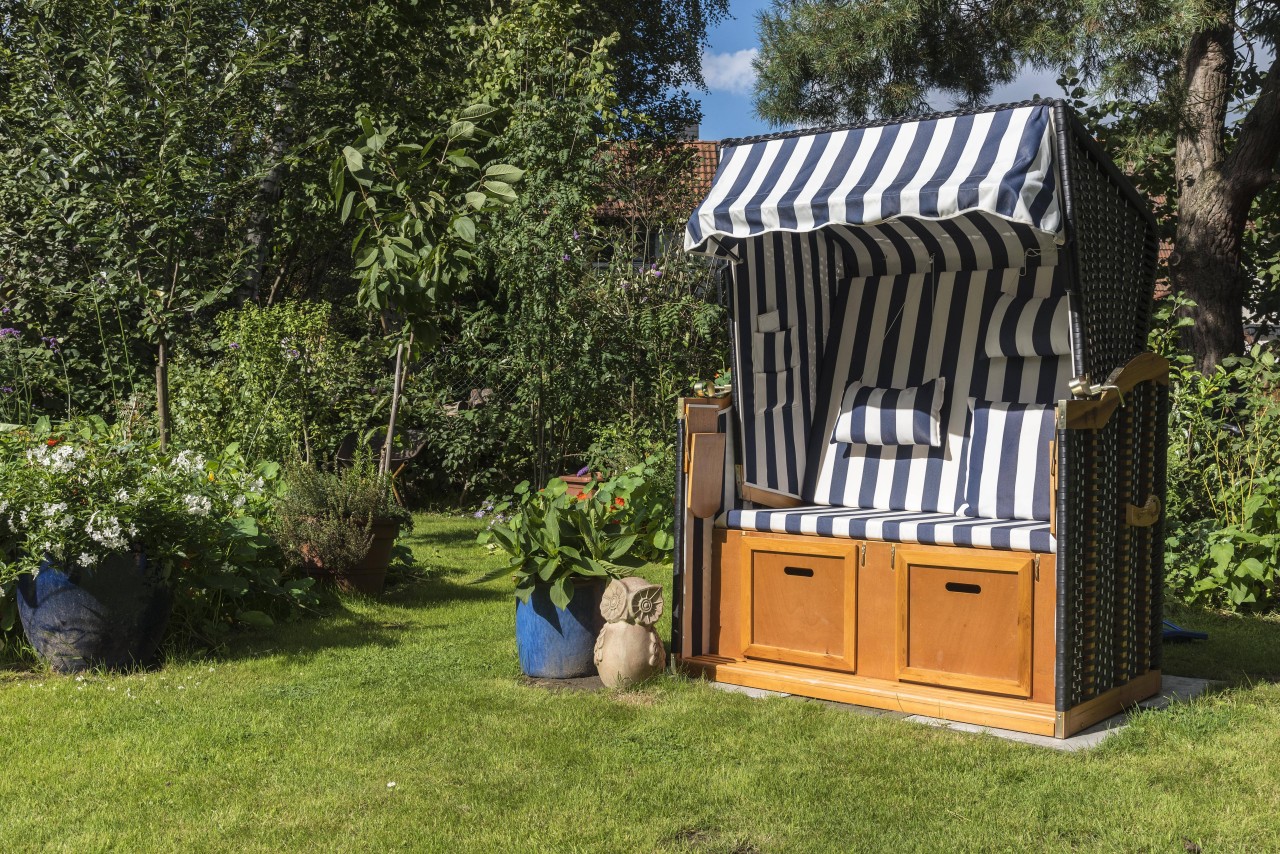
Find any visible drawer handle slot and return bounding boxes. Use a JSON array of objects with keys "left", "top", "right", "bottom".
[
  {"left": 945, "top": 582, "right": 982, "bottom": 595},
  {"left": 783, "top": 566, "right": 814, "bottom": 578}
]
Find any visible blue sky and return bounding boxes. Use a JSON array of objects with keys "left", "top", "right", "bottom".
[{"left": 696, "top": 1, "right": 1064, "bottom": 141}]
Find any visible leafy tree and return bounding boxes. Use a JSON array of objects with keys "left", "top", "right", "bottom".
[
  {"left": 753, "top": 1, "right": 1280, "bottom": 372},
  {"left": 576, "top": 0, "right": 730, "bottom": 136}
]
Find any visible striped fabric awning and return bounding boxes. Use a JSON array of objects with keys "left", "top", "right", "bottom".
[{"left": 685, "top": 104, "right": 1063, "bottom": 257}]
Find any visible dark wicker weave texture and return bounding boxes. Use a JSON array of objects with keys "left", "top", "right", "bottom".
[{"left": 1058, "top": 108, "right": 1164, "bottom": 709}]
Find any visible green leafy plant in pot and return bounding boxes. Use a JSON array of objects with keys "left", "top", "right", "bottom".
[
  {"left": 0, "top": 418, "right": 283, "bottom": 671},
  {"left": 476, "top": 473, "right": 653, "bottom": 678},
  {"left": 273, "top": 452, "right": 411, "bottom": 596}
]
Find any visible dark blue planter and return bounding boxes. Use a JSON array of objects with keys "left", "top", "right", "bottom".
[
  {"left": 17, "top": 550, "right": 172, "bottom": 674},
  {"left": 515, "top": 578, "right": 606, "bottom": 678}
]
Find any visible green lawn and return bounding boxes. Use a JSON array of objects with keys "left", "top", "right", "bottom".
[{"left": 3, "top": 514, "right": 1280, "bottom": 852}]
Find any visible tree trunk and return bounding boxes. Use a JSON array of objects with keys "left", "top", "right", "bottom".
[
  {"left": 242, "top": 31, "right": 306, "bottom": 303},
  {"left": 1171, "top": 23, "right": 1245, "bottom": 373},
  {"left": 156, "top": 337, "right": 171, "bottom": 451},
  {"left": 1171, "top": 19, "right": 1280, "bottom": 373}
]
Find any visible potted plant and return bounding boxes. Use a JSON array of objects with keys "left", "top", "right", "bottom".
[
  {"left": 476, "top": 471, "right": 656, "bottom": 678},
  {"left": 0, "top": 420, "right": 248, "bottom": 672},
  {"left": 273, "top": 454, "right": 411, "bottom": 596},
  {"left": 559, "top": 465, "right": 599, "bottom": 499}
]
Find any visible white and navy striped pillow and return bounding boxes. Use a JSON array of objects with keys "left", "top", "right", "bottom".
[
  {"left": 961, "top": 399, "right": 1056, "bottom": 522},
  {"left": 831, "top": 378, "right": 945, "bottom": 447},
  {"left": 984, "top": 293, "right": 1070, "bottom": 358}
]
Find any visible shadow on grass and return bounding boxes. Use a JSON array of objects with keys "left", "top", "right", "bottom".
[
  {"left": 216, "top": 571, "right": 509, "bottom": 664},
  {"left": 1163, "top": 602, "right": 1280, "bottom": 683},
  {"left": 400, "top": 525, "right": 482, "bottom": 550}
]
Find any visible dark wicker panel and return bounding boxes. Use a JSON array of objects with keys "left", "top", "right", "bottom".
[
  {"left": 1062, "top": 132, "right": 1159, "bottom": 378},
  {"left": 1061, "top": 380, "right": 1169, "bottom": 707},
  {"left": 1057, "top": 106, "right": 1163, "bottom": 709}
]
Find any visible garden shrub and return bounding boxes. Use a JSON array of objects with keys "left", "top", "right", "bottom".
[
  {"left": 169, "top": 301, "right": 387, "bottom": 466},
  {"left": 1156, "top": 299, "right": 1280, "bottom": 610}
]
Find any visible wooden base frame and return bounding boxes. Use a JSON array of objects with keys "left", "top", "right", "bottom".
[
  {"left": 678, "top": 528, "right": 1161, "bottom": 738},
  {"left": 681, "top": 655, "right": 1161, "bottom": 738}
]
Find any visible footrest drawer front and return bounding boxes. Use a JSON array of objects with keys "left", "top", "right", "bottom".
[
  {"left": 741, "top": 537, "right": 858, "bottom": 672},
  {"left": 895, "top": 548, "right": 1034, "bottom": 698}
]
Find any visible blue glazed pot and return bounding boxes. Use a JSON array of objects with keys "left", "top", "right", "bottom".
[
  {"left": 17, "top": 550, "right": 172, "bottom": 674},
  {"left": 515, "top": 578, "right": 606, "bottom": 678}
]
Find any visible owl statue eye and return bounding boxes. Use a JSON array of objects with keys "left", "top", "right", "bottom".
[
  {"left": 600, "top": 581, "right": 628, "bottom": 622},
  {"left": 628, "top": 586, "right": 663, "bottom": 626}
]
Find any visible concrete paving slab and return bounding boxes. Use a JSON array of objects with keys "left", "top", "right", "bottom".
[
  {"left": 708, "top": 675, "right": 1216, "bottom": 750},
  {"left": 710, "top": 682, "right": 790, "bottom": 699},
  {"left": 905, "top": 675, "right": 1217, "bottom": 751}
]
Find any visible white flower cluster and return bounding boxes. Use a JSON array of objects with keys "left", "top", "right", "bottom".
[
  {"left": 172, "top": 450, "right": 206, "bottom": 475},
  {"left": 184, "top": 495, "right": 212, "bottom": 516},
  {"left": 26, "top": 444, "right": 85, "bottom": 474},
  {"left": 85, "top": 513, "right": 132, "bottom": 551}
]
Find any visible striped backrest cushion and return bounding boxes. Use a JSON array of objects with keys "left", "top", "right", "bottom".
[
  {"left": 832, "top": 379, "right": 945, "bottom": 446},
  {"left": 984, "top": 293, "right": 1070, "bottom": 358},
  {"left": 961, "top": 399, "right": 1056, "bottom": 522},
  {"left": 802, "top": 265, "right": 1071, "bottom": 514}
]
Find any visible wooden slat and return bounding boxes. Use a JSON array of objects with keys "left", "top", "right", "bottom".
[
  {"left": 687, "top": 433, "right": 726, "bottom": 519},
  {"left": 738, "top": 482, "right": 806, "bottom": 508}
]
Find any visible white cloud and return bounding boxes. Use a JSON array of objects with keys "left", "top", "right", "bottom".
[{"left": 702, "top": 48, "right": 759, "bottom": 96}]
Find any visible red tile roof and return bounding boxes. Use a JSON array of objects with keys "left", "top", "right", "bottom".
[{"left": 596, "top": 140, "right": 718, "bottom": 222}]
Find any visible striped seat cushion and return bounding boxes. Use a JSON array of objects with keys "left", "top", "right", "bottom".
[
  {"left": 723, "top": 505, "right": 1054, "bottom": 553},
  {"left": 832, "top": 378, "right": 945, "bottom": 446},
  {"left": 961, "top": 399, "right": 1056, "bottom": 522}
]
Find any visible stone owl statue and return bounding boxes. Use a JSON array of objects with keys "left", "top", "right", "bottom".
[{"left": 594, "top": 577, "right": 665, "bottom": 688}]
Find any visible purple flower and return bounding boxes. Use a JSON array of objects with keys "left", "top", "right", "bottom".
[
  {"left": 0, "top": 327, "right": 19, "bottom": 339},
  {"left": 0, "top": 386, "right": 13, "bottom": 394},
  {"left": 572, "top": 230, "right": 580, "bottom": 241},
  {"left": 562, "top": 254, "right": 571, "bottom": 262},
  {"left": 576, "top": 465, "right": 590, "bottom": 476},
  {"left": 1, "top": 305, "right": 10, "bottom": 314},
  {"left": 472, "top": 509, "right": 485, "bottom": 519},
  {"left": 228, "top": 342, "right": 240, "bottom": 350},
  {"left": 41, "top": 335, "right": 60, "bottom": 353}
]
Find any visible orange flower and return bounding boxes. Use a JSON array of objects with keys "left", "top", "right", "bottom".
[
  {"left": 46, "top": 438, "right": 59, "bottom": 447},
  {"left": 614, "top": 497, "right": 625, "bottom": 508}
]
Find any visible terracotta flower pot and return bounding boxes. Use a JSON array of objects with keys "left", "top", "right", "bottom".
[{"left": 301, "top": 518, "right": 401, "bottom": 596}]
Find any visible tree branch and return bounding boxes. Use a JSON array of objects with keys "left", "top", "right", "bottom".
[{"left": 1225, "top": 53, "right": 1280, "bottom": 193}]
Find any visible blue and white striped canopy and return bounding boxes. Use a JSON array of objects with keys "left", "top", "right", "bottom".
[{"left": 685, "top": 104, "right": 1063, "bottom": 257}]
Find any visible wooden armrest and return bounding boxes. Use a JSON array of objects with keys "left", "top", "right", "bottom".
[{"left": 1063, "top": 352, "right": 1169, "bottom": 430}]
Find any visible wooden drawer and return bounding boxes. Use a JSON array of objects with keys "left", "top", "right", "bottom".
[
  {"left": 741, "top": 536, "right": 858, "bottom": 672},
  {"left": 895, "top": 548, "right": 1034, "bottom": 698}
]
